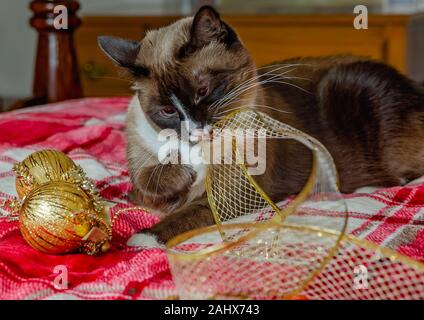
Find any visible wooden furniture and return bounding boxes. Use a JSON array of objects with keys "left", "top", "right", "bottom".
[
  {"left": 18, "top": 6, "right": 414, "bottom": 104},
  {"left": 0, "top": 97, "right": 26, "bottom": 113},
  {"left": 27, "top": 0, "right": 83, "bottom": 107},
  {"left": 75, "top": 14, "right": 411, "bottom": 97}
]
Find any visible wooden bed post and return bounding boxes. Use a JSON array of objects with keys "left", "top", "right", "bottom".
[{"left": 30, "top": 0, "right": 83, "bottom": 104}]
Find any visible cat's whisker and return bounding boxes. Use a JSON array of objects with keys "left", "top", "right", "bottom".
[
  {"left": 210, "top": 67, "right": 303, "bottom": 110},
  {"left": 210, "top": 96, "right": 253, "bottom": 111},
  {"left": 152, "top": 164, "right": 166, "bottom": 205},
  {"left": 142, "top": 164, "right": 160, "bottom": 205},
  {"left": 263, "top": 79, "right": 312, "bottom": 94},
  {"left": 136, "top": 151, "right": 155, "bottom": 166},
  {"left": 249, "top": 62, "right": 311, "bottom": 73},
  {"left": 234, "top": 63, "right": 310, "bottom": 89},
  {"left": 208, "top": 65, "right": 302, "bottom": 112},
  {"left": 209, "top": 98, "right": 252, "bottom": 120},
  {"left": 133, "top": 153, "right": 154, "bottom": 186},
  {"left": 282, "top": 76, "right": 312, "bottom": 82},
  {"left": 208, "top": 74, "right": 281, "bottom": 113},
  {"left": 225, "top": 73, "right": 313, "bottom": 107},
  {"left": 256, "top": 74, "right": 312, "bottom": 84},
  {"left": 210, "top": 67, "right": 298, "bottom": 108},
  {"left": 212, "top": 104, "right": 292, "bottom": 119},
  {"left": 210, "top": 73, "right": 301, "bottom": 112}
]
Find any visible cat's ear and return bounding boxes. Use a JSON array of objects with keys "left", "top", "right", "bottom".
[
  {"left": 190, "top": 6, "right": 235, "bottom": 48},
  {"left": 98, "top": 36, "right": 148, "bottom": 76}
]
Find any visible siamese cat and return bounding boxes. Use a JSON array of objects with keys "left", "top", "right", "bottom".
[{"left": 98, "top": 6, "right": 424, "bottom": 246}]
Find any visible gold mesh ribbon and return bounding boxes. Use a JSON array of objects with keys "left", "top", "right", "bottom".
[
  {"left": 167, "top": 223, "right": 424, "bottom": 299},
  {"left": 166, "top": 110, "right": 424, "bottom": 299}
]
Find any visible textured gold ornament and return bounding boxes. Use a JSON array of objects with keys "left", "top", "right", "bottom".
[
  {"left": 13, "top": 149, "right": 78, "bottom": 199},
  {"left": 12, "top": 150, "right": 112, "bottom": 255},
  {"left": 19, "top": 181, "right": 111, "bottom": 255}
]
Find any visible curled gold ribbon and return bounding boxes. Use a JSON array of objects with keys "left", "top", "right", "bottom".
[{"left": 166, "top": 110, "right": 423, "bottom": 300}]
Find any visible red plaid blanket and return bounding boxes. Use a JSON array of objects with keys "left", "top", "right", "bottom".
[{"left": 0, "top": 97, "right": 423, "bottom": 299}]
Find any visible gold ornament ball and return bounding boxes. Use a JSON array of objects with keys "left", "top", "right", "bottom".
[
  {"left": 14, "top": 149, "right": 78, "bottom": 199},
  {"left": 19, "top": 181, "right": 102, "bottom": 255}
]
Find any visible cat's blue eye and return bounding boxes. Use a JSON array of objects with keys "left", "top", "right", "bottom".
[
  {"left": 159, "top": 106, "right": 178, "bottom": 118},
  {"left": 197, "top": 86, "right": 208, "bottom": 97}
]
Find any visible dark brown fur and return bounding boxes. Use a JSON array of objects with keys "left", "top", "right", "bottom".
[
  {"left": 99, "top": 7, "right": 424, "bottom": 244},
  {"left": 257, "top": 56, "right": 424, "bottom": 197}
]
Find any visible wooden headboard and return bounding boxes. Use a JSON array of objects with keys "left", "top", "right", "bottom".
[
  {"left": 75, "top": 14, "right": 412, "bottom": 97},
  {"left": 24, "top": 1, "right": 419, "bottom": 104},
  {"left": 23, "top": 0, "right": 83, "bottom": 108}
]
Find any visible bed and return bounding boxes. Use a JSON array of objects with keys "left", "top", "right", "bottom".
[
  {"left": 0, "top": 97, "right": 423, "bottom": 299},
  {"left": 0, "top": 1, "right": 423, "bottom": 300},
  {"left": 0, "top": 97, "right": 172, "bottom": 299}
]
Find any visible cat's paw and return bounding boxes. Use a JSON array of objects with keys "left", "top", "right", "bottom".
[{"left": 126, "top": 232, "right": 165, "bottom": 249}]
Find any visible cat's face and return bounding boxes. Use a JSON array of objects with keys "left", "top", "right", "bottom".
[{"left": 99, "top": 6, "right": 256, "bottom": 140}]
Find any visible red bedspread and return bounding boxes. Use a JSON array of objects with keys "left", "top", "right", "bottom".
[{"left": 0, "top": 97, "right": 423, "bottom": 299}]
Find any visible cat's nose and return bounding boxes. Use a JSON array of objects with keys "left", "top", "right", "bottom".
[{"left": 189, "top": 125, "right": 212, "bottom": 143}]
